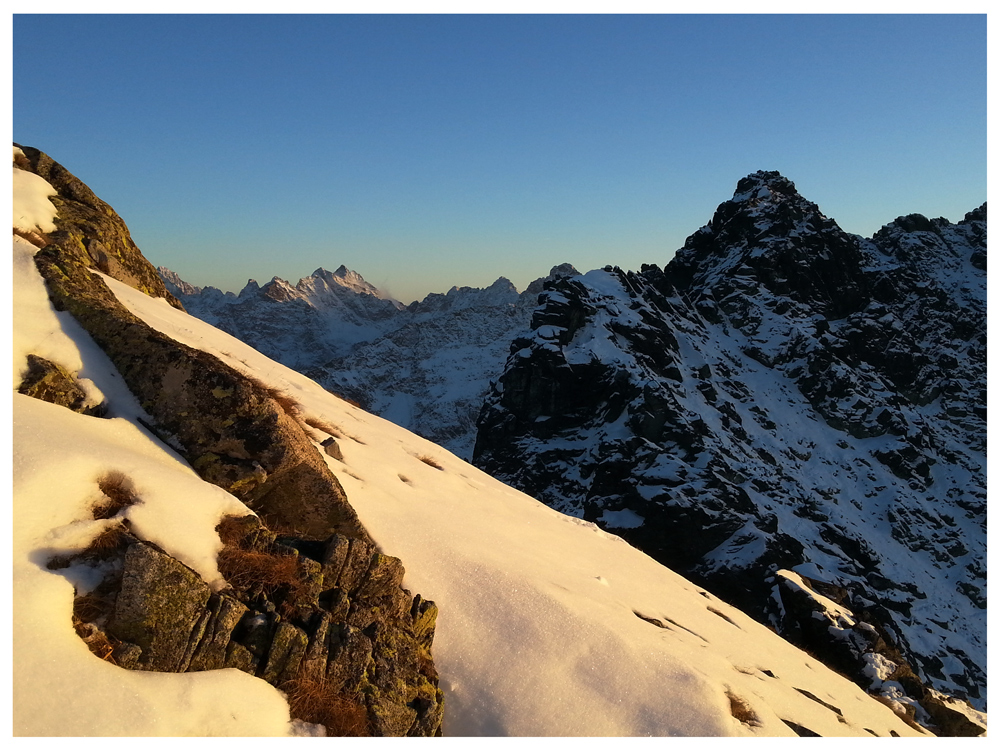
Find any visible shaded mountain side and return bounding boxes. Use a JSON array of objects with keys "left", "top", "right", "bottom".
[
  {"left": 473, "top": 172, "right": 986, "bottom": 714},
  {"left": 14, "top": 145, "right": 443, "bottom": 736}
]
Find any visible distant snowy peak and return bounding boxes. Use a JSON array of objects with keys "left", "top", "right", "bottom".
[
  {"left": 407, "top": 276, "right": 520, "bottom": 315},
  {"left": 302, "top": 265, "right": 403, "bottom": 307},
  {"left": 156, "top": 266, "right": 202, "bottom": 297}
]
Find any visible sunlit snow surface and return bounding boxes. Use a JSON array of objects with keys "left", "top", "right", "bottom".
[
  {"left": 12, "top": 147, "right": 57, "bottom": 233},
  {"left": 64, "top": 270, "right": 923, "bottom": 737}
]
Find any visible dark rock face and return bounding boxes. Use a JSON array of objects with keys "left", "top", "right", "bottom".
[
  {"left": 24, "top": 147, "right": 368, "bottom": 542},
  {"left": 108, "top": 542, "right": 213, "bottom": 672},
  {"left": 474, "top": 171, "right": 986, "bottom": 717}
]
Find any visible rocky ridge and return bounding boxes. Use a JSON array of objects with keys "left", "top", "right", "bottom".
[
  {"left": 473, "top": 172, "right": 986, "bottom": 725},
  {"left": 14, "top": 144, "right": 443, "bottom": 736}
]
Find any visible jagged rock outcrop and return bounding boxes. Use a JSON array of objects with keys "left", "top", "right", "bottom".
[
  {"left": 164, "top": 263, "right": 580, "bottom": 458},
  {"left": 16, "top": 144, "right": 442, "bottom": 735},
  {"left": 64, "top": 516, "right": 443, "bottom": 736},
  {"left": 17, "top": 353, "right": 106, "bottom": 416},
  {"left": 15, "top": 144, "right": 182, "bottom": 307},
  {"left": 473, "top": 171, "right": 986, "bottom": 720}
]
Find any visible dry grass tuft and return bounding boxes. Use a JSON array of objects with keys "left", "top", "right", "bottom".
[
  {"left": 417, "top": 455, "right": 444, "bottom": 470},
  {"left": 73, "top": 621, "right": 119, "bottom": 663},
  {"left": 92, "top": 470, "right": 139, "bottom": 519},
  {"left": 216, "top": 514, "right": 261, "bottom": 548},
  {"left": 269, "top": 389, "right": 303, "bottom": 418},
  {"left": 707, "top": 605, "right": 740, "bottom": 628},
  {"left": 324, "top": 388, "right": 362, "bottom": 408},
  {"left": 242, "top": 373, "right": 303, "bottom": 419},
  {"left": 304, "top": 417, "right": 342, "bottom": 438},
  {"left": 73, "top": 591, "right": 115, "bottom": 624},
  {"left": 13, "top": 226, "right": 51, "bottom": 248},
  {"left": 282, "top": 678, "right": 370, "bottom": 737},
  {"left": 726, "top": 690, "right": 761, "bottom": 727},
  {"left": 216, "top": 527, "right": 307, "bottom": 616},
  {"left": 83, "top": 524, "right": 132, "bottom": 560},
  {"left": 217, "top": 545, "right": 301, "bottom": 596},
  {"left": 13, "top": 150, "right": 32, "bottom": 170}
]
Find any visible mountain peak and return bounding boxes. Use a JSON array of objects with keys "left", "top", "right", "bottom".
[
  {"left": 238, "top": 279, "right": 261, "bottom": 298},
  {"left": 665, "top": 170, "right": 865, "bottom": 316},
  {"left": 731, "top": 170, "right": 799, "bottom": 202}
]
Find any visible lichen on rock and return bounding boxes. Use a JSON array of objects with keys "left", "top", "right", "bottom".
[{"left": 17, "top": 353, "right": 105, "bottom": 416}]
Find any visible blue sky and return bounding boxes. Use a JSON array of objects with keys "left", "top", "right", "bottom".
[{"left": 13, "top": 13, "right": 986, "bottom": 303}]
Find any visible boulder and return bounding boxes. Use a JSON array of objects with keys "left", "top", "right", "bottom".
[
  {"left": 106, "top": 542, "right": 211, "bottom": 672},
  {"left": 17, "top": 354, "right": 105, "bottom": 416}
]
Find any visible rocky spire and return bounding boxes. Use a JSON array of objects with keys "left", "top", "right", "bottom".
[{"left": 667, "top": 170, "right": 871, "bottom": 319}]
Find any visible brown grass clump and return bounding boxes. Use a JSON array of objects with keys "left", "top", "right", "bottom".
[
  {"left": 282, "top": 678, "right": 370, "bottom": 737},
  {"left": 216, "top": 514, "right": 261, "bottom": 548},
  {"left": 324, "top": 388, "right": 362, "bottom": 409},
  {"left": 417, "top": 455, "right": 444, "bottom": 470},
  {"left": 83, "top": 523, "right": 132, "bottom": 561},
  {"left": 73, "top": 591, "right": 115, "bottom": 624},
  {"left": 707, "top": 606, "right": 740, "bottom": 628},
  {"left": 304, "top": 417, "right": 342, "bottom": 438},
  {"left": 217, "top": 545, "right": 301, "bottom": 597},
  {"left": 269, "top": 389, "right": 303, "bottom": 418},
  {"left": 215, "top": 516, "right": 307, "bottom": 615},
  {"left": 72, "top": 621, "right": 119, "bottom": 663},
  {"left": 726, "top": 690, "right": 761, "bottom": 727},
  {"left": 13, "top": 150, "right": 32, "bottom": 170},
  {"left": 92, "top": 470, "right": 139, "bottom": 519},
  {"left": 13, "top": 226, "right": 51, "bottom": 248},
  {"left": 242, "top": 373, "right": 304, "bottom": 419}
]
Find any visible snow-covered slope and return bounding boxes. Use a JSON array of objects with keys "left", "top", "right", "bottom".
[
  {"left": 14, "top": 157, "right": 936, "bottom": 736},
  {"left": 163, "top": 264, "right": 579, "bottom": 458},
  {"left": 474, "top": 172, "right": 987, "bottom": 718}
]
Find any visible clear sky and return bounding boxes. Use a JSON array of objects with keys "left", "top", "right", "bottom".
[{"left": 13, "top": 12, "right": 986, "bottom": 304}]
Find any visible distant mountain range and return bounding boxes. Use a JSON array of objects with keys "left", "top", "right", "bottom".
[{"left": 159, "top": 262, "right": 580, "bottom": 458}]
